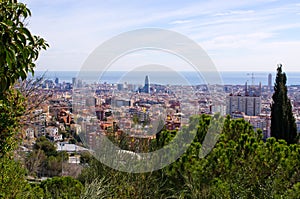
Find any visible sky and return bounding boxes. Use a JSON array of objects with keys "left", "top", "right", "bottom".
[{"left": 22, "top": 0, "right": 300, "bottom": 72}]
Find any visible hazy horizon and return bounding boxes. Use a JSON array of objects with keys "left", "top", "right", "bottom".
[{"left": 35, "top": 69, "right": 300, "bottom": 72}]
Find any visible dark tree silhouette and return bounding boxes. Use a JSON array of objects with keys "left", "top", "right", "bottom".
[{"left": 271, "top": 64, "right": 298, "bottom": 144}]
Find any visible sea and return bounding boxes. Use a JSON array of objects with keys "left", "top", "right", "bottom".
[{"left": 32, "top": 71, "right": 300, "bottom": 86}]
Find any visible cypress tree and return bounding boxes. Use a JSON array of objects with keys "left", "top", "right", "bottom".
[{"left": 271, "top": 64, "right": 298, "bottom": 144}]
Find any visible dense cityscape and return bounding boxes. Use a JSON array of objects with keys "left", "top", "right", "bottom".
[
  {"left": 1, "top": 0, "right": 300, "bottom": 198},
  {"left": 16, "top": 71, "right": 300, "bottom": 167},
  {"left": 23, "top": 72, "right": 300, "bottom": 145}
]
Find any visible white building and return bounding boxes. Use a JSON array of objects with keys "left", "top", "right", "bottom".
[
  {"left": 46, "top": 126, "right": 62, "bottom": 141},
  {"left": 226, "top": 95, "right": 261, "bottom": 116},
  {"left": 46, "top": 126, "right": 59, "bottom": 136}
]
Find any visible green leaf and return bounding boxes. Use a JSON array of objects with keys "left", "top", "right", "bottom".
[
  {"left": 22, "top": 27, "right": 34, "bottom": 44},
  {"left": 18, "top": 32, "right": 26, "bottom": 45},
  {"left": 19, "top": 68, "right": 27, "bottom": 80}
]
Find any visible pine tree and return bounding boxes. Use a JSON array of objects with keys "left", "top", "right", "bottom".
[{"left": 271, "top": 64, "right": 298, "bottom": 144}]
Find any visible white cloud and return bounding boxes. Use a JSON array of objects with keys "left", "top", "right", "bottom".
[
  {"left": 21, "top": 0, "right": 300, "bottom": 71},
  {"left": 214, "top": 10, "right": 254, "bottom": 16},
  {"left": 202, "top": 32, "right": 274, "bottom": 49},
  {"left": 170, "top": 20, "right": 191, "bottom": 25}
]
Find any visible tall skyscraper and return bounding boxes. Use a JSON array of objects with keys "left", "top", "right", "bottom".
[
  {"left": 72, "top": 77, "right": 77, "bottom": 87},
  {"left": 268, "top": 73, "right": 272, "bottom": 91},
  {"left": 144, "top": 75, "right": 150, "bottom": 94}
]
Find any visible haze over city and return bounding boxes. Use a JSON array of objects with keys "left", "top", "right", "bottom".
[{"left": 23, "top": 0, "right": 300, "bottom": 72}]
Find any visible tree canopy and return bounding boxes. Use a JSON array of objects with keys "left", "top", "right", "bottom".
[
  {"left": 0, "top": 0, "right": 48, "bottom": 92},
  {"left": 79, "top": 115, "right": 300, "bottom": 198},
  {"left": 271, "top": 64, "right": 298, "bottom": 144},
  {"left": 0, "top": 0, "right": 48, "bottom": 157}
]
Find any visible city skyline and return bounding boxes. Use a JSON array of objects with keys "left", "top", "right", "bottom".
[{"left": 23, "top": 0, "right": 300, "bottom": 72}]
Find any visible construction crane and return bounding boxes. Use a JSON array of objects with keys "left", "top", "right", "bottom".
[{"left": 247, "top": 72, "right": 255, "bottom": 87}]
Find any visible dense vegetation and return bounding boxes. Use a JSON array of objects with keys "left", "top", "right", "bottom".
[
  {"left": 79, "top": 115, "right": 300, "bottom": 198},
  {"left": 1, "top": 114, "right": 299, "bottom": 198},
  {"left": 0, "top": 1, "right": 82, "bottom": 198},
  {"left": 0, "top": 0, "right": 48, "bottom": 156}
]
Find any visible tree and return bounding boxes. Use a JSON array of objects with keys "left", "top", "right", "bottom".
[
  {"left": 271, "top": 64, "right": 298, "bottom": 144},
  {"left": 0, "top": 89, "right": 25, "bottom": 157},
  {"left": 0, "top": 1, "right": 49, "bottom": 197},
  {"left": 25, "top": 149, "right": 46, "bottom": 176},
  {"left": 0, "top": 0, "right": 48, "bottom": 156},
  {"left": 34, "top": 136, "right": 57, "bottom": 157},
  {"left": 40, "top": 176, "right": 83, "bottom": 199},
  {"left": 0, "top": 156, "right": 29, "bottom": 198},
  {"left": 79, "top": 114, "right": 300, "bottom": 198},
  {"left": 0, "top": 0, "right": 48, "bottom": 92},
  {"left": 80, "top": 151, "right": 94, "bottom": 164}
]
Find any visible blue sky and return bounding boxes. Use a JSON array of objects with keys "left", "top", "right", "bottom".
[{"left": 22, "top": 0, "right": 300, "bottom": 71}]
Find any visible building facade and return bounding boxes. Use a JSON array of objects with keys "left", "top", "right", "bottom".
[{"left": 226, "top": 95, "right": 261, "bottom": 116}]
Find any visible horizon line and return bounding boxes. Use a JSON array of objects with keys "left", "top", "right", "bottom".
[{"left": 34, "top": 70, "right": 300, "bottom": 73}]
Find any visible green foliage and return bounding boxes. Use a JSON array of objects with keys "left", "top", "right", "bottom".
[
  {"left": 44, "top": 151, "right": 70, "bottom": 177},
  {"left": 283, "top": 182, "right": 300, "bottom": 198},
  {"left": 0, "top": 156, "right": 82, "bottom": 199},
  {"left": 0, "top": 0, "right": 47, "bottom": 157},
  {"left": 40, "top": 176, "right": 83, "bottom": 199},
  {"left": 155, "top": 129, "right": 177, "bottom": 149},
  {"left": 0, "top": 156, "right": 29, "bottom": 198},
  {"left": 81, "top": 114, "right": 300, "bottom": 198},
  {"left": 271, "top": 64, "right": 298, "bottom": 144},
  {"left": 27, "top": 137, "right": 69, "bottom": 177},
  {"left": 23, "top": 184, "right": 45, "bottom": 199},
  {"left": 34, "top": 136, "right": 57, "bottom": 157},
  {"left": 80, "top": 151, "right": 94, "bottom": 164},
  {"left": 165, "top": 116, "right": 300, "bottom": 198},
  {"left": 0, "top": 0, "right": 48, "bottom": 92},
  {"left": 77, "top": 158, "right": 112, "bottom": 184},
  {"left": 80, "top": 163, "right": 169, "bottom": 199},
  {"left": 0, "top": 89, "right": 25, "bottom": 156}
]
